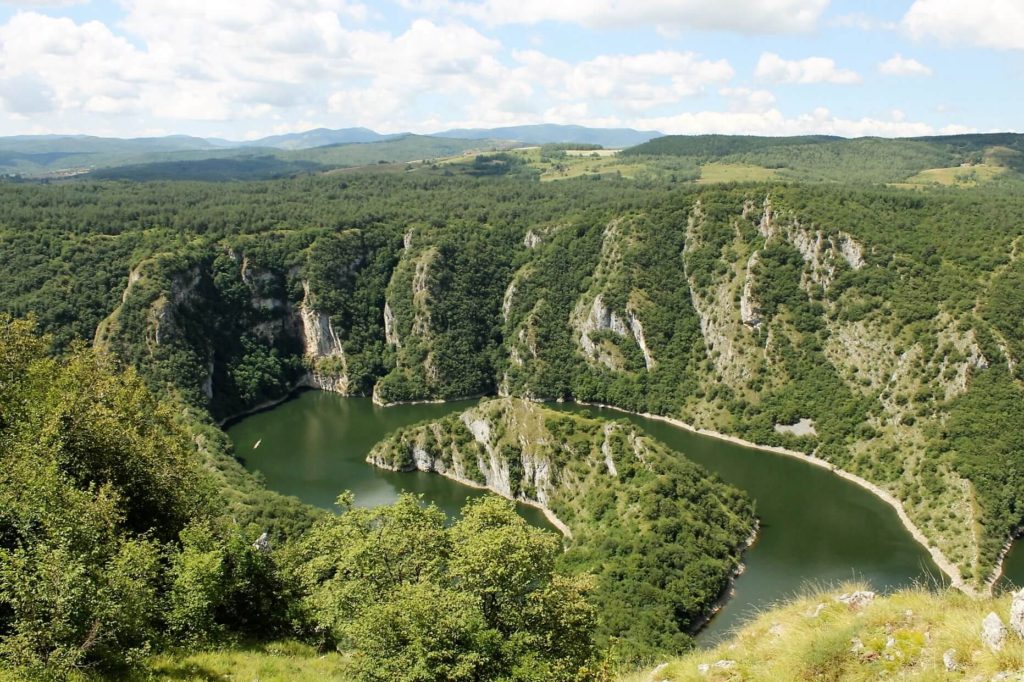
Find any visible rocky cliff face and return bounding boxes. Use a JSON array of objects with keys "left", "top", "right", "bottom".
[
  {"left": 299, "top": 281, "right": 349, "bottom": 394},
  {"left": 92, "top": 189, "right": 1021, "bottom": 588},
  {"left": 368, "top": 399, "right": 562, "bottom": 515}
]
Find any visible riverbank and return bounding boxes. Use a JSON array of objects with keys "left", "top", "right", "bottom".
[
  {"left": 369, "top": 456, "right": 573, "bottom": 538},
  {"left": 571, "top": 401, "right": 975, "bottom": 596},
  {"left": 217, "top": 390, "right": 303, "bottom": 428},
  {"left": 688, "top": 522, "right": 761, "bottom": 637},
  {"left": 986, "top": 525, "right": 1024, "bottom": 592}
]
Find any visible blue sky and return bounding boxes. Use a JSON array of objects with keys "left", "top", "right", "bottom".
[{"left": 0, "top": 0, "right": 1019, "bottom": 139}]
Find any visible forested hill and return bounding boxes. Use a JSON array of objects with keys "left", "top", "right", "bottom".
[
  {"left": 622, "top": 132, "right": 1024, "bottom": 183},
  {"left": 4, "top": 170, "right": 1024, "bottom": 595}
]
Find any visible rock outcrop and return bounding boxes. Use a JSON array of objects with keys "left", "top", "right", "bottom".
[
  {"left": 982, "top": 611, "right": 1007, "bottom": 652},
  {"left": 299, "top": 281, "right": 349, "bottom": 393}
]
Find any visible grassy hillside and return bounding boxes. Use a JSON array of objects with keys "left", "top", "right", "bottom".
[
  {"left": 623, "top": 133, "right": 1024, "bottom": 185},
  {"left": 628, "top": 584, "right": 1024, "bottom": 681}
]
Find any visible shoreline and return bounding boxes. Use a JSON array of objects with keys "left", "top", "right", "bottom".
[
  {"left": 369, "top": 458, "right": 573, "bottom": 538},
  {"left": 985, "top": 525, "right": 1024, "bottom": 592},
  {"left": 224, "top": 387, "right": 983, "bottom": 597},
  {"left": 571, "top": 400, "right": 976, "bottom": 597},
  {"left": 217, "top": 389, "right": 305, "bottom": 428},
  {"left": 689, "top": 521, "right": 761, "bottom": 637}
]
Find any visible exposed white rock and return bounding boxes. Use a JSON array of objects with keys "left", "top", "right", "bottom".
[
  {"left": 683, "top": 210, "right": 761, "bottom": 391},
  {"left": 601, "top": 424, "right": 619, "bottom": 477},
  {"left": 300, "top": 283, "right": 344, "bottom": 359},
  {"left": 1010, "top": 589, "right": 1024, "bottom": 639},
  {"left": 838, "top": 235, "right": 866, "bottom": 270},
  {"left": 409, "top": 250, "right": 436, "bottom": 337},
  {"left": 299, "top": 281, "right": 348, "bottom": 393},
  {"left": 758, "top": 197, "right": 776, "bottom": 239},
  {"left": 502, "top": 280, "right": 517, "bottom": 322},
  {"left": 464, "top": 416, "right": 493, "bottom": 453},
  {"left": 835, "top": 590, "right": 875, "bottom": 609},
  {"left": 627, "top": 309, "right": 656, "bottom": 370},
  {"left": 943, "top": 648, "right": 958, "bottom": 672},
  {"left": 740, "top": 251, "right": 762, "bottom": 328},
  {"left": 252, "top": 532, "right": 270, "bottom": 553},
  {"left": 403, "top": 231, "right": 413, "bottom": 250},
  {"left": 122, "top": 264, "right": 144, "bottom": 303},
  {"left": 576, "top": 295, "right": 631, "bottom": 370},
  {"left": 524, "top": 230, "right": 542, "bottom": 248},
  {"left": 383, "top": 301, "right": 400, "bottom": 347},
  {"left": 982, "top": 611, "right": 1007, "bottom": 652},
  {"left": 774, "top": 418, "right": 817, "bottom": 437}
]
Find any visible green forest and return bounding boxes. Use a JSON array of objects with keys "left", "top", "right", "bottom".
[
  {"left": 368, "top": 398, "right": 755, "bottom": 660},
  {"left": 3, "top": 134, "right": 1024, "bottom": 678}
]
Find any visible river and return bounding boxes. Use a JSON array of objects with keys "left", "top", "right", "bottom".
[{"left": 228, "top": 390, "right": 950, "bottom": 644}]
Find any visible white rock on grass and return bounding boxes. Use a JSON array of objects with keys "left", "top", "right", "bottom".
[
  {"left": 835, "top": 591, "right": 876, "bottom": 610},
  {"left": 648, "top": 662, "right": 668, "bottom": 681},
  {"left": 982, "top": 611, "right": 1007, "bottom": 652},
  {"left": 1010, "top": 589, "right": 1024, "bottom": 639},
  {"left": 942, "top": 649, "right": 958, "bottom": 672}
]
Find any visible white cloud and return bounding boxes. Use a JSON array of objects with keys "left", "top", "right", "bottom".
[
  {"left": 0, "top": 1, "right": 87, "bottom": 5},
  {"left": 828, "top": 12, "right": 895, "bottom": 31},
  {"left": 719, "top": 87, "right": 776, "bottom": 112},
  {"left": 630, "top": 107, "right": 945, "bottom": 138},
  {"left": 0, "top": 12, "right": 152, "bottom": 116},
  {"left": 0, "top": 74, "right": 57, "bottom": 115},
  {"left": 514, "top": 50, "right": 734, "bottom": 111},
  {"left": 755, "top": 52, "right": 861, "bottom": 84},
  {"left": 878, "top": 54, "right": 932, "bottom": 77},
  {"left": 903, "top": 0, "right": 1024, "bottom": 50},
  {"left": 401, "top": 0, "right": 830, "bottom": 33}
]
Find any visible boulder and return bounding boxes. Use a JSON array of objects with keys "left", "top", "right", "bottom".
[
  {"left": 835, "top": 590, "right": 876, "bottom": 610},
  {"left": 982, "top": 611, "right": 1007, "bottom": 652},
  {"left": 1010, "top": 589, "right": 1024, "bottom": 639},
  {"left": 252, "top": 531, "right": 270, "bottom": 553},
  {"left": 942, "top": 649, "right": 958, "bottom": 672}
]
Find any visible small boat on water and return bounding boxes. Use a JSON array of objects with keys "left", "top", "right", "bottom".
[{"left": 253, "top": 439, "right": 262, "bottom": 449}]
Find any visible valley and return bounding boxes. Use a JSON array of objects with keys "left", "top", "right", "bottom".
[{"left": 4, "top": 132, "right": 1024, "bottom": 679}]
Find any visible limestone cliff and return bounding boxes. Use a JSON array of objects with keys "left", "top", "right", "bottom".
[{"left": 298, "top": 281, "right": 349, "bottom": 394}]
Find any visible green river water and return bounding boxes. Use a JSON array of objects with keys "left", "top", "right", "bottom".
[{"left": 228, "top": 390, "right": 962, "bottom": 644}]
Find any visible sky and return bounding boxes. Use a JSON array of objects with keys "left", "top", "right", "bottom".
[{"left": 0, "top": 0, "right": 1020, "bottom": 140}]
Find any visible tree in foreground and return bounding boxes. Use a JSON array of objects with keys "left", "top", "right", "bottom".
[{"left": 287, "top": 493, "right": 599, "bottom": 681}]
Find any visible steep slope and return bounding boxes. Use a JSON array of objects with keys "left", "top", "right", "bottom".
[
  {"left": 368, "top": 397, "right": 756, "bottom": 659},
  {"left": 630, "top": 585, "right": 1024, "bottom": 681},
  {"left": 7, "top": 173, "right": 1024, "bottom": 591}
]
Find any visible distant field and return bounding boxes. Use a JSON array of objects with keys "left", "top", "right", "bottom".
[
  {"left": 565, "top": 148, "right": 619, "bottom": 157},
  {"left": 697, "top": 162, "right": 780, "bottom": 184},
  {"left": 898, "top": 163, "right": 1009, "bottom": 187}
]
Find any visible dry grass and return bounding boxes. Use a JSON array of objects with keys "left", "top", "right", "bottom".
[
  {"left": 144, "top": 640, "right": 350, "bottom": 681},
  {"left": 899, "top": 164, "right": 1009, "bottom": 187},
  {"left": 627, "top": 584, "right": 1024, "bottom": 681}
]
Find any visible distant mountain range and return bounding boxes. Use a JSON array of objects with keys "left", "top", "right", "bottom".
[
  {"left": 0, "top": 124, "right": 667, "bottom": 177},
  {"left": 429, "top": 124, "right": 663, "bottom": 149}
]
